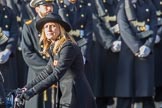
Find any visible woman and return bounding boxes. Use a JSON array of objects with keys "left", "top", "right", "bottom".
[
  {"left": 17, "top": 13, "right": 96, "bottom": 108},
  {"left": 115, "top": 0, "right": 157, "bottom": 108}
]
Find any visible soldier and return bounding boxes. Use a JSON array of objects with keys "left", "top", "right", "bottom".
[
  {"left": 21, "top": 0, "right": 56, "bottom": 108},
  {"left": 56, "top": 0, "right": 94, "bottom": 89},
  {"left": 115, "top": 0, "right": 157, "bottom": 108},
  {"left": 91, "top": 0, "right": 120, "bottom": 108},
  {"left": 0, "top": 2, "right": 19, "bottom": 103},
  {"left": 151, "top": 0, "right": 162, "bottom": 107},
  {"left": 2, "top": 0, "right": 32, "bottom": 89},
  {"left": 0, "top": 32, "right": 11, "bottom": 108}
]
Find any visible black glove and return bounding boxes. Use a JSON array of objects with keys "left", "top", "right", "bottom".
[
  {"left": 19, "top": 88, "right": 36, "bottom": 100},
  {"left": 13, "top": 88, "right": 24, "bottom": 107},
  {"left": 15, "top": 88, "right": 24, "bottom": 95},
  {"left": 14, "top": 96, "right": 25, "bottom": 108}
]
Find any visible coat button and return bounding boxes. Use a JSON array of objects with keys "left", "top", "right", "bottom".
[
  {"left": 147, "top": 19, "right": 150, "bottom": 22},
  {"left": 103, "top": 0, "right": 106, "bottom": 3},
  {"left": 105, "top": 9, "right": 108, "bottom": 13},
  {"left": 145, "top": 9, "right": 149, "bottom": 12},
  {"left": 66, "top": 14, "right": 69, "bottom": 17},
  {"left": 81, "top": 14, "right": 84, "bottom": 18},
  {"left": 79, "top": 5, "right": 82, "bottom": 8},
  {"left": 160, "top": 1, "right": 162, "bottom": 5},
  {"left": 38, "top": 34, "right": 41, "bottom": 37},
  {"left": 87, "top": 3, "right": 91, "bottom": 6},
  {"left": 80, "top": 25, "right": 84, "bottom": 28},
  {"left": 43, "top": 56, "right": 46, "bottom": 59},
  {"left": 64, "top": 5, "right": 67, "bottom": 8},
  {"left": 5, "top": 25, "right": 9, "bottom": 28},
  {"left": 4, "top": 15, "right": 8, "bottom": 19}
]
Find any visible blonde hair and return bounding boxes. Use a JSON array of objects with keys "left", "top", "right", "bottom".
[{"left": 40, "top": 23, "right": 76, "bottom": 57}]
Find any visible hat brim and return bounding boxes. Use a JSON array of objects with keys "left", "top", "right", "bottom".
[
  {"left": 36, "top": 18, "right": 71, "bottom": 32},
  {"left": 30, "top": 0, "right": 54, "bottom": 8},
  {"left": 30, "top": 0, "right": 40, "bottom": 8}
]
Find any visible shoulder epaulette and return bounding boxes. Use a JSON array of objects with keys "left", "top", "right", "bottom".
[{"left": 25, "top": 19, "right": 33, "bottom": 25}]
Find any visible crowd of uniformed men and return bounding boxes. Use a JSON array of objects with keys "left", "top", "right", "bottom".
[{"left": 0, "top": 0, "right": 162, "bottom": 108}]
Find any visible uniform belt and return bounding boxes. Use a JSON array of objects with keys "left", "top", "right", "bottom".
[
  {"left": 104, "top": 15, "right": 117, "bottom": 22},
  {"left": 131, "top": 20, "right": 145, "bottom": 27},
  {"left": 69, "top": 29, "right": 85, "bottom": 38}
]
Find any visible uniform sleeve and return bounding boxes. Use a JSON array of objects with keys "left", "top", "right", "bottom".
[
  {"left": 117, "top": 3, "right": 142, "bottom": 54},
  {"left": 21, "top": 23, "right": 47, "bottom": 72},
  {"left": 5, "top": 8, "right": 19, "bottom": 53},
  {"left": 28, "top": 43, "right": 77, "bottom": 93},
  {"left": 24, "top": 58, "right": 53, "bottom": 89},
  {"left": 92, "top": 14, "right": 115, "bottom": 49},
  {"left": 84, "top": 6, "right": 93, "bottom": 39},
  {"left": 144, "top": 0, "right": 157, "bottom": 48}
]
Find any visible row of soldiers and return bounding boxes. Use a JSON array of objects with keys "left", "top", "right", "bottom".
[{"left": 0, "top": 0, "right": 162, "bottom": 108}]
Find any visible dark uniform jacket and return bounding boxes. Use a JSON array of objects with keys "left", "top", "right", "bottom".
[
  {"left": 91, "top": 0, "right": 120, "bottom": 97},
  {"left": 57, "top": 1, "right": 93, "bottom": 61},
  {"left": 56, "top": 0, "right": 94, "bottom": 91},
  {"left": 0, "top": 5, "right": 18, "bottom": 93},
  {"left": 115, "top": 0, "right": 157, "bottom": 97},
  {"left": 25, "top": 41, "right": 97, "bottom": 108}
]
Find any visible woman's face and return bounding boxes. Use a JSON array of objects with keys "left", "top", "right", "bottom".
[{"left": 44, "top": 22, "right": 60, "bottom": 41}]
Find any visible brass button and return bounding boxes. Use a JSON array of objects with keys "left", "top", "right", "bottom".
[
  {"left": 79, "top": 5, "right": 82, "bottom": 8},
  {"left": 43, "top": 56, "right": 46, "bottom": 59},
  {"left": 81, "top": 14, "right": 84, "bottom": 18},
  {"left": 145, "top": 9, "right": 149, "bottom": 12},
  {"left": 160, "top": 1, "right": 162, "bottom": 5},
  {"left": 105, "top": 9, "right": 108, "bottom": 13},
  {"left": 66, "top": 14, "right": 69, "bottom": 17},
  {"left": 4, "top": 15, "right": 8, "bottom": 19},
  {"left": 38, "top": 34, "right": 41, "bottom": 37},
  {"left": 87, "top": 3, "right": 91, "bottom": 6},
  {"left": 103, "top": 0, "right": 106, "bottom": 3},
  {"left": 60, "top": 0, "right": 63, "bottom": 3},
  {"left": 80, "top": 25, "right": 84, "bottom": 28},
  {"left": 5, "top": 25, "right": 8, "bottom": 28},
  {"left": 64, "top": 5, "right": 67, "bottom": 8},
  {"left": 147, "top": 19, "right": 150, "bottom": 22}
]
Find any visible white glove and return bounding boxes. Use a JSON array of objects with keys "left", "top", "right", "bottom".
[
  {"left": 80, "top": 30, "right": 84, "bottom": 38},
  {"left": 137, "top": 45, "right": 151, "bottom": 58},
  {"left": 2, "top": 30, "right": 9, "bottom": 37},
  {"left": 155, "top": 35, "right": 161, "bottom": 44},
  {"left": 111, "top": 40, "right": 121, "bottom": 52},
  {"left": 0, "top": 49, "right": 11, "bottom": 64}
]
